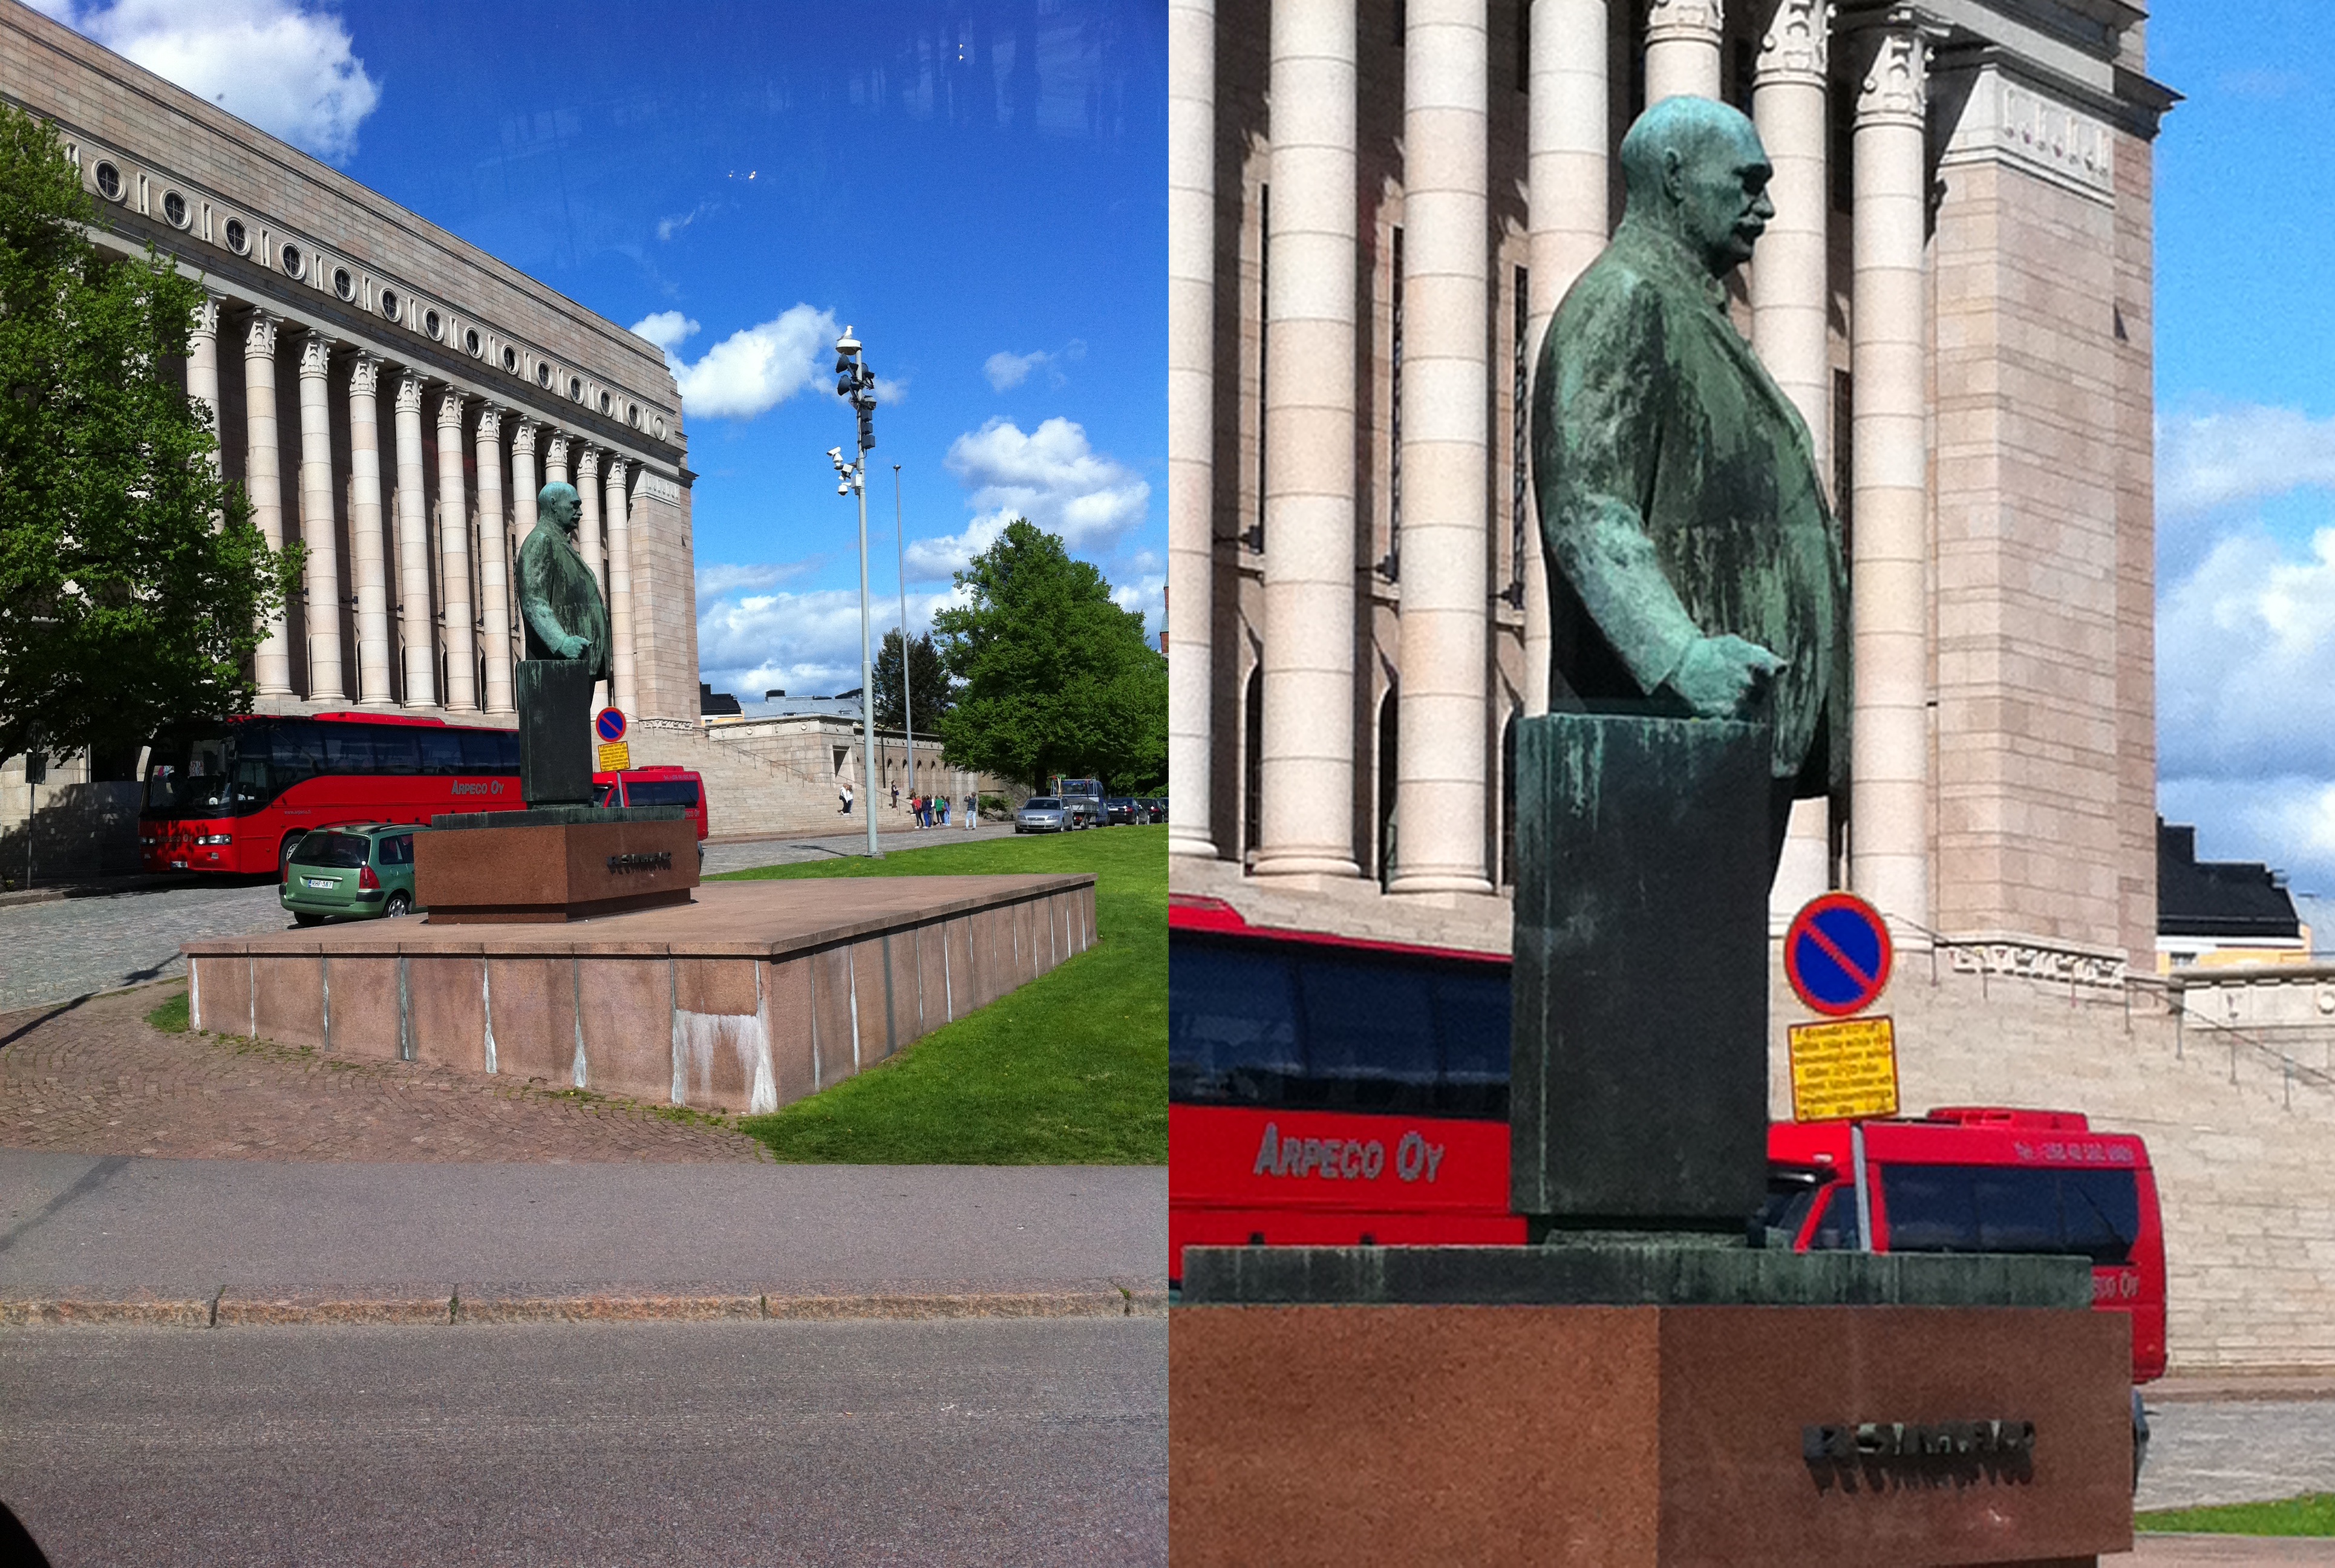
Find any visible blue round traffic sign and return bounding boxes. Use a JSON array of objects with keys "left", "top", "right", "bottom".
[
  {"left": 1783, "top": 892, "right": 1893, "bottom": 1018},
  {"left": 595, "top": 707, "right": 627, "bottom": 743}
]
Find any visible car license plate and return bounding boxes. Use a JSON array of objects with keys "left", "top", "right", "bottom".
[
  {"left": 303, "top": 877, "right": 336, "bottom": 890},
  {"left": 169, "top": 859, "right": 186, "bottom": 869}
]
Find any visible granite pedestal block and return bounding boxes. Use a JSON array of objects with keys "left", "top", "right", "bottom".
[
  {"left": 515, "top": 658, "right": 595, "bottom": 806},
  {"left": 1173, "top": 1246, "right": 2133, "bottom": 1567},
  {"left": 1512, "top": 712, "right": 1773, "bottom": 1233},
  {"left": 416, "top": 807, "right": 695, "bottom": 924}
]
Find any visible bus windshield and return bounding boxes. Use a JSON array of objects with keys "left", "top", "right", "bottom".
[{"left": 144, "top": 725, "right": 269, "bottom": 816}]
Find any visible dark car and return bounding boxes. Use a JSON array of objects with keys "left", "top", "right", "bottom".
[
  {"left": 1136, "top": 798, "right": 1166, "bottom": 824},
  {"left": 1103, "top": 796, "right": 1139, "bottom": 825}
]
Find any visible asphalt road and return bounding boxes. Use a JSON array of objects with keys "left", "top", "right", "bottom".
[
  {"left": 0, "top": 1318, "right": 1166, "bottom": 1567},
  {"left": 2137, "top": 1394, "right": 2335, "bottom": 1513},
  {"left": 0, "top": 1151, "right": 1166, "bottom": 1299}
]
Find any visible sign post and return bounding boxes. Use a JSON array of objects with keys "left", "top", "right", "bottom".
[
  {"left": 594, "top": 707, "right": 629, "bottom": 774},
  {"left": 1783, "top": 891, "right": 1899, "bottom": 1252}
]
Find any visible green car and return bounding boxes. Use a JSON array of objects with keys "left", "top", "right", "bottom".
[{"left": 279, "top": 823, "right": 426, "bottom": 926}]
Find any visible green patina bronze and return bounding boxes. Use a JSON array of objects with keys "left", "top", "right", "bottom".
[
  {"left": 1531, "top": 94, "right": 1848, "bottom": 857},
  {"left": 517, "top": 482, "right": 612, "bottom": 678}
]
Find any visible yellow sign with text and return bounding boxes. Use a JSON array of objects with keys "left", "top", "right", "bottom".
[
  {"left": 596, "top": 741, "right": 631, "bottom": 773},
  {"left": 1788, "top": 1015, "right": 1900, "bottom": 1123}
]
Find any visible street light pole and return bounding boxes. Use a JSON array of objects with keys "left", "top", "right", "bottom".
[
  {"left": 894, "top": 462, "right": 913, "bottom": 807},
  {"left": 831, "top": 325, "right": 881, "bottom": 860}
]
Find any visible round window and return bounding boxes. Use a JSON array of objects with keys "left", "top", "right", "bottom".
[
  {"left": 627, "top": 403, "right": 641, "bottom": 429},
  {"left": 379, "top": 288, "right": 401, "bottom": 322},
  {"left": 464, "top": 327, "right": 482, "bottom": 357},
  {"left": 422, "top": 308, "right": 443, "bottom": 341},
  {"left": 654, "top": 417, "right": 667, "bottom": 440},
  {"left": 279, "top": 243, "right": 303, "bottom": 279},
  {"left": 501, "top": 345, "right": 519, "bottom": 373},
  {"left": 569, "top": 376, "right": 583, "bottom": 401},
  {"left": 93, "top": 162, "right": 122, "bottom": 201},
  {"left": 160, "top": 191, "right": 188, "bottom": 228},
  {"left": 596, "top": 390, "right": 611, "bottom": 414},
  {"left": 536, "top": 362, "right": 553, "bottom": 388},
  {"left": 223, "top": 218, "right": 249, "bottom": 255},
  {"left": 333, "top": 266, "right": 354, "bottom": 301}
]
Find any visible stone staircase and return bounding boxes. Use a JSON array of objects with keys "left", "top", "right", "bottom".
[{"left": 625, "top": 722, "right": 868, "bottom": 840}]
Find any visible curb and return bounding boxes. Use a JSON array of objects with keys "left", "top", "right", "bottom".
[{"left": 1, "top": 1287, "right": 1168, "bottom": 1328}]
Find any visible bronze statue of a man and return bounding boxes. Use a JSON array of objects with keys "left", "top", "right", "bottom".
[
  {"left": 517, "top": 482, "right": 610, "bottom": 678},
  {"left": 512, "top": 481, "right": 609, "bottom": 806},
  {"left": 1533, "top": 94, "right": 1848, "bottom": 867}
]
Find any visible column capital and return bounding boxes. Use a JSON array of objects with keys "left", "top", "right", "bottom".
[
  {"left": 546, "top": 431, "right": 572, "bottom": 465},
  {"left": 191, "top": 292, "right": 221, "bottom": 339},
  {"left": 395, "top": 371, "right": 426, "bottom": 415},
  {"left": 477, "top": 403, "right": 504, "bottom": 440},
  {"left": 437, "top": 389, "right": 469, "bottom": 429},
  {"left": 244, "top": 310, "right": 281, "bottom": 358},
  {"left": 347, "top": 351, "right": 382, "bottom": 396},
  {"left": 604, "top": 454, "right": 627, "bottom": 486},
  {"left": 575, "top": 445, "right": 602, "bottom": 480},
  {"left": 1756, "top": 0, "right": 1830, "bottom": 85},
  {"left": 1852, "top": 21, "right": 1928, "bottom": 128},
  {"left": 510, "top": 418, "right": 538, "bottom": 454},
  {"left": 298, "top": 329, "right": 336, "bottom": 379},
  {"left": 1645, "top": 0, "right": 1723, "bottom": 48}
]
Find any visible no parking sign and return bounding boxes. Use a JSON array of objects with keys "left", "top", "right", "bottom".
[{"left": 1783, "top": 892, "right": 1893, "bottom": 1018}]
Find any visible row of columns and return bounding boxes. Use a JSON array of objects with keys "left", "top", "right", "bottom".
[
  {"left": 183, "top": 295, "right": 645, "bottom": 720},
  {"left": 1166, "top": 0, "right": 1936, "bottom": 934}
]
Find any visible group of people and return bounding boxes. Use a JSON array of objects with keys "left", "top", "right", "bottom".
[{"left": 884, "top": 783, "right": 976, "bottom": 830}]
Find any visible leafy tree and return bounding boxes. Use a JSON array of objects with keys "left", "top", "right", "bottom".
[
  {"left": 872, "top": 627, "right": 954, "bottom": 734},
  {"left": 932, "top": 518, "right": 1166, "bottom": 793},
  {"left": 0, "top": 103, "right": 295, "bottom": 767}
]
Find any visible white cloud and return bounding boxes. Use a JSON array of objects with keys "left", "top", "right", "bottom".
[
  {"left": 2158, "top": 526, "right": 2335, "bottom": 781},
  {"left": 912, "top": 416, "right": 1147, "bottom": 581},
  {"left": 1112, "top": 572, "right": 1167, "bottom": 641},
  {"left": 2159, "top": 404, "right": 2335, "bottom": 521},
  {"left": 697, "top": 583, "right": 961, "bottom": 701},
  {"left": 629, "top": 304, "right": 836, "bottom": 422},
  {"left": 983, "top": 339, "right": 1086, "bottom": 393},
  {"left": 50, "top": 0, "right": 380, "bottom": 163},
  {"left": 656, "top": 203, "right": 715, "bottom": 242},
  {"left": 694, "top": 560, "right": 814, "bottom": 598}
]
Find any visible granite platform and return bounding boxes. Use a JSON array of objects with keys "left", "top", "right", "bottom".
[{"left": 181, "top": 875, "right": 1097, "bottom": 1114}]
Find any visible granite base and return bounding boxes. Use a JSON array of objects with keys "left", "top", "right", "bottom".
[{"left": 415, "top": 811, "right": 697, "bottom": 923}]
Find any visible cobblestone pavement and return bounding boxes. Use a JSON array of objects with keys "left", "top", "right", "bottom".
[
  {"left": 2137, "top": 1395, "right": 2335, "bottom": 1512},
  {"left": 700, "top": 818, "right": 1029, "bottom": 874},
  {"left": 0, "top": 984, "right": 765, "bottom": 1163},
  {"left": 0, "top": 880, "right": 287, "bottom": 1011}
]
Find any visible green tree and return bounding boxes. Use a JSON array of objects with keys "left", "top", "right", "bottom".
[
  {"left": 0, "top": 103, "right": 295, "bottom": 767},
  {"left": 932, "top": 518, "right": 1166, "bottom": 793},
  {"left": 872, "top": 627, "right": 953, "bottom": 733}
]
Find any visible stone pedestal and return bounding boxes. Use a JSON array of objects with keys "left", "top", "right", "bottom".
[
  {"left": 1174, "top": 1246, "right": 2134, "bottom": 1566},
  {"left": 1512, "top": 713, "right": 1772, "bottom": 1232},
  {"left": 416, "top": 807, "right": 695, "bottom": 923},
  {"left": 516, "top": 658, "right": 595, "bottom": 806}
]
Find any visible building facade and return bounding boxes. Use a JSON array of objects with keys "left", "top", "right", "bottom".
[
  {"left": 1, "top": 1, "right": 699, "bottom": 750},
  {"left": 1169, "top": 0, "right": 2173, "bottom": 971}
]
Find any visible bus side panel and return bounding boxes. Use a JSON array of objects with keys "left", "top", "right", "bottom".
[{"left": 1170, "top": 1103, "right": 1513, "bottom": 1216}]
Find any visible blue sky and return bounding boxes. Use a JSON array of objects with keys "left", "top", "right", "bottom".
[
  {"left": 33, "top": 0, "right": 1164, "bottom": 705},
  {"left": 2150, "top": 4, "right": 2335, "bottom": 907}
]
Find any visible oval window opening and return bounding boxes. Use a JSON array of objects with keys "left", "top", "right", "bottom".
[
  {"left": 537, "top": 363, "right": 554, "bottom": 388},
  {"left": 223, "top": 218, "right": 249, "bottom": 255},
  {"left": 93, "top": 162, "right": 122, "bottom": 201},
  {"left": 569, "top": 376, "right": 583, "bottom": 400},
  {"left": 333, "top": 266, "right": 355, "bottom": 301},
  {"left": 502, "top": 345, "right": 519, "bottom": 373},
  {"left": 423, "top": 309, "right": 443, "bottom": 341},
  {"left": 597, "top": 390, "right": 612, "bottom": 414},
  {"left": 379, "top": 288, "right": 401, "bottom": 322},
  {"left": 465, "top": 328, "right": 482, "bottom": 356},
  {"left": 627, "top": 403, "right": 641, "bottom": 428},
  {"left": 161, "top": 191, "right": 188, "bottom": 228},
  {"left": 279, "top": 243, "right": 303, "bottom": 279}
]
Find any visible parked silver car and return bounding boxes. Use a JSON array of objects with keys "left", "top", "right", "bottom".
[{"left": 1016, "top": 796, "right": 1071, "bottom": 833}]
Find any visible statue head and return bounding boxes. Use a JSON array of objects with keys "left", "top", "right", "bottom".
[
  {"left": 1618, "top": 96, "right": 1774, "bottom": 277},
  {"left": 538, "top": 481, "right": 581, "bottom": 535}
]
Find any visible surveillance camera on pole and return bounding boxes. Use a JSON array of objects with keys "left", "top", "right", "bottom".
[{"left": 831, "top": 327, "right": 881, "bottom": 860}]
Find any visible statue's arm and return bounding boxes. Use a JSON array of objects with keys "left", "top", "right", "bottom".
[
  {"left": 1533, "top": 280, "right": 1705, "bottom": 694},
  {"left": 516, "top": 535, "right": 584, "bottom": 658}
]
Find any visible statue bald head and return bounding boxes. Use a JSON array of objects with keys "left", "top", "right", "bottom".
[
  {"left": 1618, "top": 95, "right": 1775, "bottom": 278},
  {"left": 538, "top": 481, "right": 580, "bottom": 534}
]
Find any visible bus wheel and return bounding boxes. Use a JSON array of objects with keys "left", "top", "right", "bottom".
[{"left": 279, "top": 833, "right": 304, "bottom": 875}]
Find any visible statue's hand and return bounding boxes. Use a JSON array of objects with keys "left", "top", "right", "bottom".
[
  {"left": 1668, "top": 635, "right": 1786, "bottom": 719},
  {"left": 555, "top": 632, "right": 588, "bottom": 659}
]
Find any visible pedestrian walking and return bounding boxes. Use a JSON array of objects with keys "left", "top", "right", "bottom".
[
  {"left": 964, "top": 792, "right": 976, "bottom": 831},
  {"left": 840, "top": 781, "right": 854, "bottom": 815},
  {"left": 890, "top": 783, "right": 900, "bottom": 809}
]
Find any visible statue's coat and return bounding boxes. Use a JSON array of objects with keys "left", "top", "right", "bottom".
[
  {"left": 1532, "top": 218, "right": 1849, "bottom": 795},
  {"left": 517, "top": 519, "right": 612, "bottom": 680}
]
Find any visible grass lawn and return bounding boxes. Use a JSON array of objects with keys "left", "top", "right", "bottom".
[
  {"left": 2137, "top": 1494, "right": 2335, "bottom": 1535},
  {"left": 147, "top": 989, "right": 189, "bottom": 1033},
  {"left": 712, "top": 825, "right": 1165, "bottom": 1165}
]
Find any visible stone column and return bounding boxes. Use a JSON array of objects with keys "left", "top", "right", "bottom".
[
  {"left": 475, "top": 405, "right": 514, "bottom": 714},
  {"left": 1391, "top": 0, "right": 1491, "bottom": 895},
  {"left": 545, "top": 431, "right": 570, "bottom": 487},
  {"left": 185, "top": 293, "right": 222, "bottom": 477},
  {"left": 605, "top": 456, "right": 638, "bottom": 717},
  {"left": 1644, "top": 0, "right": 1723, "bottom": 105},
  {"left": 575, "top": 446, "right": 606, "bottom": 596},
  {"left": 436, "top": 391, "right": 476, "bottom": 712},
  {"left": 393, "top": 373, "right": 436, "bottom": 708},
  {"left": 1753, "top": 0, "right": 1835, "bottom": 919},
  {"left": 1848, "top": 25, "right": 1931, "bottom": 934},
  {"left": 243, "top": 310, "right": 292, "bottom": 696},
  {"left": 1255, "top": 0, "right": 1360, "bottom": 880},
  {"left": 296, "top": 331, "right": 344, "bottom": 702},
  {"left": 1524, "top": 0, "right": 1609, "bottom": 717},
  {"left": 346, "top": 353, "right": 394, "bottom": 705},
  {"left": 1167, "top": 0, "right": 1217, "bottom": 859}
]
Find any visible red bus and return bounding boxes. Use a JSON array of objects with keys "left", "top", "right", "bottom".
[
  {"left": 140, "top": 712, "right": 524, "bottom": 877},
  {"left": 1168, "top": 893, "right": 2167, "bottom": 1385}
]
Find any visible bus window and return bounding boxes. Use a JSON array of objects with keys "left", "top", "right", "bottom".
[
  {"left": 417, "top": 728, "right": 465, "bottom": 774},
  {"left": 2060, "top": 1169, "right": 2141, "bottom": 1267},
  {"left": 459, "top": 729, "right": 510, "bottom": 772},
  {"left": 628, "top": 780, "right": 700, "bottom": 808},
  {"left": 1807, "top": 1184, "right": 1862, "bottom": 1250},
  {"left": 1168, "top": 943, "right": 1301, "bottom": 1104},
  {"left": 268, "top": 719, "right": 327, "bottom": 785},
  {"left": 321, "top": 727, "right": 375, "bottom": 773},
  {"left": 370, "top": 728, "right": 419, "bottom": 774},
  {"left": 1432, "top": 969, "right": 1510, "bottom": 1118},
  {"left": 1877, "top": 1163, "right": 2141, "bottom": 1265},
  {"left": 595, "top": 782, "right": 619, "bottom": 807},
  {"left": 1974, "top": 1169, "right": 2062, "bottom": 1253},
  {"left": 1876, "top": 1165, "right": 1976, "bottom": 1251},
  {"left": 1298, "top": 956, "right": 1435, "bottom": 1109}
]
